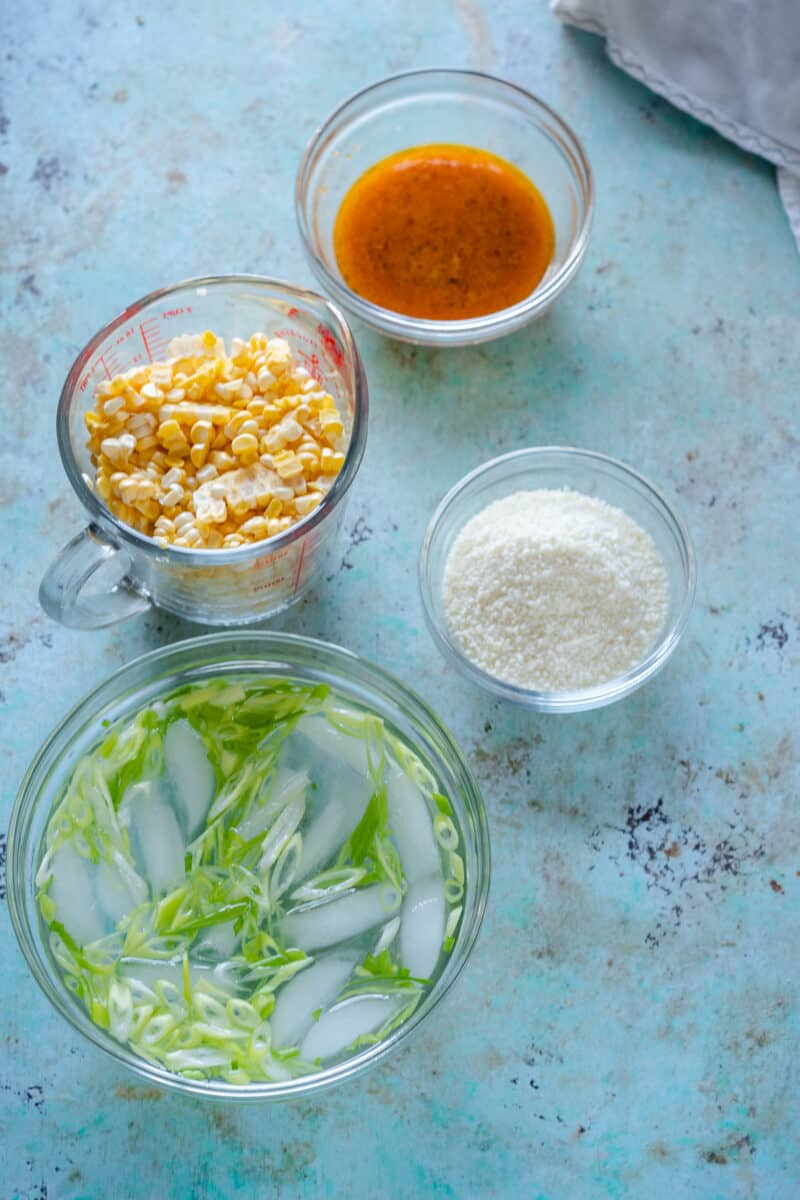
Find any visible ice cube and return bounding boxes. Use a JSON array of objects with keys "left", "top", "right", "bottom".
[
  {"left": 300, "top": 994, "right": 401, "bottom": 1062},
  {"left": 386, "top": 772, "right": 441, "bottom": 883},
  {"left": 121, "top": 781, "right": 185, "bottom": 895},
  {"left": 48, "top": 842, "right": 105, "bottom": 946},
  {"left": 280, "top": 884, "right": 401, "bottom": 952},
  {"left": 298, "top": 774, "right": 372, "bottom": 881},
  {"left": 163, "top": 719, "right": 216, "bottom": 839},
  {"left": 294, "top": 716, "right": 372, "bottom": 779},
  {"left": 270, "top": 952, "right": 359, "bottom": 1048},
  {"left": 235, "top": 768, "right": 309, "bottom": 843},
  {"left": 400, "top": 875, "right": 445, "bottom": 981}
]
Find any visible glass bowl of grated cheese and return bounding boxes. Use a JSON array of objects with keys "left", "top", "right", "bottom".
[{"left": 419, "top": 447, "right": 696, "bottom": 713}]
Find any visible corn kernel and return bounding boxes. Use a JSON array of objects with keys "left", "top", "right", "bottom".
[
  {"left": 295, "top": 493, "right": 321, "bottom": 517},
  {"left": 162, "top": 484, "right": 185, "bottom": 508},
  {"left": 241, "top": 515, "right": 269, "bottom": 538},
  {"left": 320, "top": 411, "right": 344, "bottom": 440},
  {"left": 320, "top": 447, "right": 345, "bottom": 474},
  {"left": 190, "top": 419, "right": 213, "bottom": 445},
  {"left": 127, "top": 412, "right": 157, "bottom": 436},
  {"left": 275, "top": 454, "right": 303, "bottom": 482},
  {"left": 232, "top": 433, "right": 259, "bottom": 459},
  {"left": 210, "top": 450, "right": 236, "bottom": 471},
  {"left": 215, "top": 379, "right": 241, "bottom": 401},
  {"left": 158, "top": 419, "right": 183, "bottom": 444}
]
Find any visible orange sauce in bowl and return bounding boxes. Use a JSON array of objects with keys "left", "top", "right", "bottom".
[{"left": 333, "top": 143, "right": 555, "bottom": 321}]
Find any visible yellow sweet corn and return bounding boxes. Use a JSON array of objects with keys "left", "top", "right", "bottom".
[{"left": 84, "top": 331, "right": 348, "bottom": 548}]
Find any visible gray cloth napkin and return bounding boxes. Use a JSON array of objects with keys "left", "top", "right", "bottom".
[{"left": 552, "top": 0, "right": 800, "bottom": 249}]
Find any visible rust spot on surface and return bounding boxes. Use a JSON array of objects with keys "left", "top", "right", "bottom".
[
  {"left": 472, "top": 737, "right": 541, "bottom": 781},
  {"left": 211, "top": 1108, "right": 239, "bottom": 1139},
  {"left": 664, "top": 841, "right": 681, "bottom": 858},
  {"left": 114, "top": 1082, "right": 163, "bottom": 1101},
  {"left": 0, "top": 630, "right": 29, "bottom": 663},
  {"left": 769, "top": 879, "right": 784, "bottom": 894},
  {"left": 166, "top": 168, "right": 187, "bottom": 188}
]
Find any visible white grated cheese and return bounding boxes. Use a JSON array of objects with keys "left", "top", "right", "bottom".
[{"left": 442, "top": 488, "right": 669, "bottom": 692}]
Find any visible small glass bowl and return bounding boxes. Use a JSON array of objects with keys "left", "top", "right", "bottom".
[
  {"left": 296, "top": 69, "right": 593, "bottom": 347},
  {"left": 419, "top": 448, "right": 696, "bottom": 713},
  {"left": 7, "top": 632, "right": 490, "bottom": 1100}
]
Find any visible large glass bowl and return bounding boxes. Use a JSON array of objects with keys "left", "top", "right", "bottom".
[
  {"left": 296, "top": 69, "right": 594, "bottom": 346},
  {"left": 419, "top": 447, "right": 696, "bottom": 712},
  {"left": 7, "top": 633, "right": 490, "bottom": 1100}
]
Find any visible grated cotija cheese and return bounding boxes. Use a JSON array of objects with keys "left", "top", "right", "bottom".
[{"left": 442, "top": 488, "right": 669, "bottom": 692}]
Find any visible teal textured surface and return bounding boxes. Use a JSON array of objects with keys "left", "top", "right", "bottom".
[{"left": 1, "top": 1, "right": 798, "bottom": 1197}]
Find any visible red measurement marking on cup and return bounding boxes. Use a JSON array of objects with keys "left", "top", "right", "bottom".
[
  {"left": 317, "top": 324, "right": 345, "bottom": 371},
  {"left": 292, "top": 539, "right": 307, "bottom": 593},
  {"left": 251, "top": 545, "right": 293, "bottom": 594},
  {"left": 139, "top": 318, "right": 166, "bottom": 362},
  {"left": 139, "top": 321, "right": 154, "bottom": 362},
  {"left": 80, "top": 354, "right": 112, "bottom": 392},
  {"left": 274, "top": 328, "right": 325, "bottom": 388}
]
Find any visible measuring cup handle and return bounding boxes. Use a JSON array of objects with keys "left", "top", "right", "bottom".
[{"left": 39, "top": 525, "right": 152, "bottom": 629}]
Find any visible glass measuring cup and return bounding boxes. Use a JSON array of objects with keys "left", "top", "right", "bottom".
[{"left": 39, "top": 276, "right": 368, "bottom": 628}]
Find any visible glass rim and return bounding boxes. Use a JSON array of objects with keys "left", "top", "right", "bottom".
[
  {"left": 295, "top": 68, "right": 595, "bottom": 344},
  {"left": 418, "top": 446, "right": 697, "bottom": 713},
  {"left": 7, "top": 630, "right": 490, "bottom": 1100},
  {"left": 56, "top": 274, "right": 369, "bottom": 565}
]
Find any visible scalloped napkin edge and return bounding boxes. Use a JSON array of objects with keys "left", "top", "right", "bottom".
[{"left": 552, "top": 0, "right": 800, "bottom": 254}]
